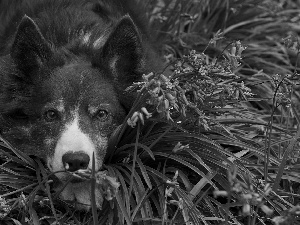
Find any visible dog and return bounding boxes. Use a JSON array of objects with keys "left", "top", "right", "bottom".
[{"left": 0, "top": 0, "right": 161, "bottom": 209}]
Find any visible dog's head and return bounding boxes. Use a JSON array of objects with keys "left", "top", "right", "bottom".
[{"left": 0, "top": 15, "right": 149, "bottom": 208}]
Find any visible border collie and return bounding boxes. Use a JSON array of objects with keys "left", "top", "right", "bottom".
[{"left": 0, "top": 0, "right": 161, "bottom": 209}]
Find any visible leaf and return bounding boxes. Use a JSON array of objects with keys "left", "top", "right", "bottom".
[
  {"left": 0, "top": 136, "right": 36, "bottom": 168},
  {"left": 136, "top": 156, "right": 152, "bottom": 189},
  {"left": 10, "top": 219, "right": 23, "bottom": 225},
  {"left": 129, "top": 122, "right": 140, "bottom": 196},
  {"left": 117, "top": 143, "right": 155, "bottom": 160},
  {"left": 115, "top": 191, "right": 132, "bottom": 225},
  {"left": 189, "top": 172, "right": 216, "bottom": 201},
  {"left": 29, "top": 207, "right": 39, "bottom": 225},
  {"left": 154, "top": 152, "right": 217, "bottom": 188},
  {"left": 131, "top": 188, "right": 150, "bottom": 221},
  {"left": 107, "top": 166, "right": 131, "bottom": 216}
]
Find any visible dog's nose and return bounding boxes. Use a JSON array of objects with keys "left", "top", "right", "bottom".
[{"left": 62, "top": 152, "right": 90, "bottom": 172}]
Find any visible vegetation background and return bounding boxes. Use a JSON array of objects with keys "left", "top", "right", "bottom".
[{"left": 2, "top": 0, "right": 300, "bottom": 224}]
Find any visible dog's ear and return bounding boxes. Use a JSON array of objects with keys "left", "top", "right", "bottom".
[
  {"left": 11, "top": 15, "right": 53, "bottom": 73},
  {"left": 99, "top": 15, "right": 144, "bottom": 81}
]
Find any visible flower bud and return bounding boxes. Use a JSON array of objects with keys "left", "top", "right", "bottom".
[
  {"left": 138, "top": 112, "right": 144, "bottom": 125},
  {"left": 260, "top": 204, "right": 273, "bottom": 216},
  {"left": 213, "top": 190, "right": 228, "bottom": 198},
  {"left": 141, "top": 107, "right": 152, "bottom": 119},
  {"left": 231, "top": 46, "right": 237, "bottom": 56},
  {"left": 242, "top": 204, "right": 251, "bottom": 215},
  {"left": 164, "top": 99, "right": 170, "bottom": 110}
]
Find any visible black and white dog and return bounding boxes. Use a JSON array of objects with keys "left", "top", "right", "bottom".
[{"left": 0, "top": 0, "right": 160, "bottom": 209}]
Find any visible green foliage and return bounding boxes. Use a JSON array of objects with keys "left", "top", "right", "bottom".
[{"left": 2, "top": 0, "right": 300, "bottom": 224}]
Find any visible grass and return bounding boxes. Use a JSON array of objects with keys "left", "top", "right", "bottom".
[{"left": 2, "top": 0, "right": 300, "bottom": 224}]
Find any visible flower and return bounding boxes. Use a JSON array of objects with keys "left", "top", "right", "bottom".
[
  {"left": 0, "top": 196, "right": 11, "bottom": 219},
  {"left": 172, "top": 142, "right": 189, "bottom": 153},
  {"left": 213, "top": 190, "right": 228, "bottom": 198},
  {"left": 141, "top": 107, "right": 152, "bottom": 119},
  {"left": 242, "top": 203, "right": 251, "bottom": 215},
  {"left": 127, "top": 111, "right": 140, "bottom": 128},
  {"left": 260, "top": 204, "right": 274, "bottom": 216}
]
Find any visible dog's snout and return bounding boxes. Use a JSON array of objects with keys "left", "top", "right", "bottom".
[{"left": 62, "top": 152, "right": 90, "bottom": 172}]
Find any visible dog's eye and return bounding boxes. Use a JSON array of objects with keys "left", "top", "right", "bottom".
[
  {"left": 95, "top": 110, "right": 108, "bottom": 121},
  {"left": 44, "top": 110, "right": 59, "bottom": 121}
]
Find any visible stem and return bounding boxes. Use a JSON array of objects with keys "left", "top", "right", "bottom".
[
  {"left": 264, "top": 75, "right": 289, "bottom": 183},
  {"left": 129, "top": 122, "right": 141, "bottom": 196},
  {"left": 91, "top": 153, "right": 99, "bottom": 225}
]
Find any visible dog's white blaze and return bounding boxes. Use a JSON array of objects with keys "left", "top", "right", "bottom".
[{"left": 51, "top": 114, "right": 97, "bottom": 176}]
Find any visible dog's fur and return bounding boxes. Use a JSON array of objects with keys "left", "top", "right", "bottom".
[{"left": 0, "top": 0, "right": 161, "bottom": 209}]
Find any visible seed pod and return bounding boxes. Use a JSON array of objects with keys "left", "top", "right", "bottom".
[
  {"left": 231, "top": 46, "right": 237, "bottom": 56},
  {"left": 235, "top": 89, "right": 240, "bottom": 100},
  {"left": 193, "top": 90, "right": 198, "bottom": 101},
  {"left": 242, "top": 204, "right": 251, "bottom": 216},
  {"left": 127, "top": 111, "right": 140, "bottom": 127},
  {"left": 237, "top": 46, "right": 246, "bottom": 58},
  {"left": 213, "top": 190, "right": 228, "bottom": 198},
  {"left": 165, "top": 110, "right": 173, "bottom": 121},
  {"left": 212, "top": 58, "right": 217, "bottom": 65},
  {"left": 180, "top": 105, "right": 186, "bottom": 117},
  {"left": 138, "top": 112, "right": 144, "bottom": 125},
  {"left": 127, "top": 118, "right": 133, "bottom": 127},
  {"left": 142, "top": 72, "right": 154, "bottom": 81},
  {"left": 146, "top": 79, "right": 155, "bottom": 86},
  {"left": 264, "top": 183, "right": 272, "bottom": 195},
  {"left": 157, "top": 95, "right": 164, "bottom": 102},
  {"left": 132, "top": 115, "right": 139, "bottom": 125},
  {"left": 131, "top": 111, "right": 139, "bottom": 120},
  {"left": 164, "top": 99, "right": 170, "bottom": 110},
  {"left": 211, "top": 69, "right": 221, "bottom": 73},
  {"left": 159, "top": 74, "right": 169, "bottom": 83},
  {"left": 141, "top": 107, "right": 152, "bottom": 119},
  {"left": 151, "top": 87, "right": 160, "bottom": 96},
  {"left": 260, "top": 204, "right": 274, "bottom": 216},
  {"left": 181, "top": 93, "right": 189, "bottom": 105},
  {"left": 165, "top": 93, "right": 176, "bottom": 103},
  {"left": 130, "top": 111, "right": 139, "bottom": 120},
  {"left": 155, "top": 80, "right": 161, "bottom": 87},
  {"left": 242, "top": 193, "right": 253, "bottom": 200}
]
